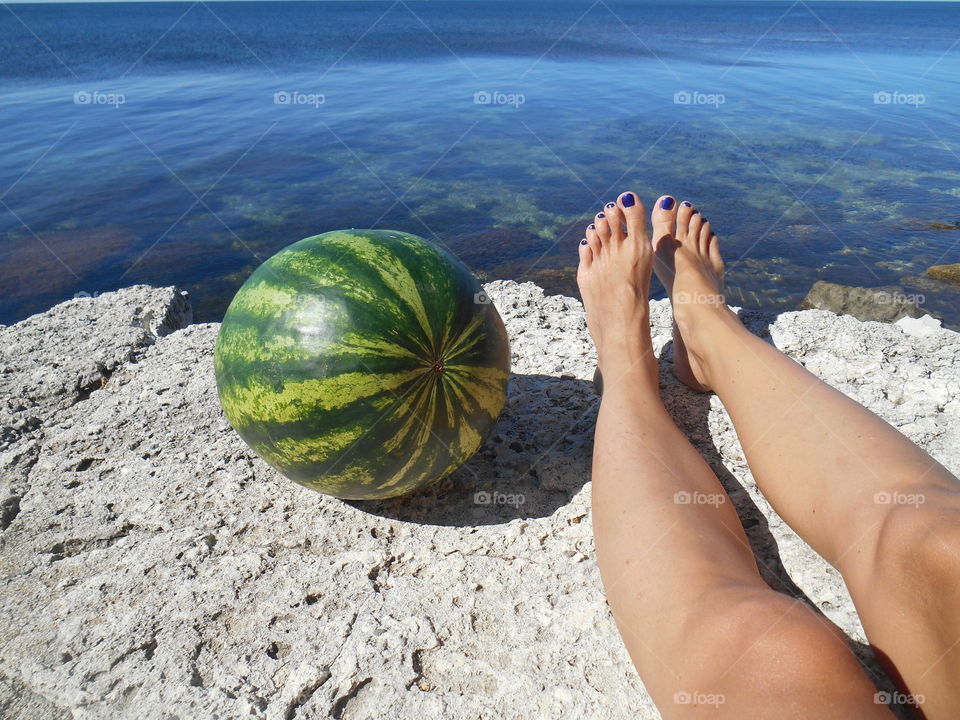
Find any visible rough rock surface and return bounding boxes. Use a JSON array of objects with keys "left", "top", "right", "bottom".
[
  {"left": 2, "top": 281, "right": 959, "bottom": 720},
  {"left": 0, "top": 286, "right": 191, "bottom": 532},
  {"left": 799, "top": 279, "right": 924, "bottom": 322}
]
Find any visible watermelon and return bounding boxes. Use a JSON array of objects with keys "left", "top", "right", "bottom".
[{"left": 214, "top": 229, "right": 511, "bottom": 500}]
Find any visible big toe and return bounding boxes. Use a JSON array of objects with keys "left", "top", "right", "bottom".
[
  {"left": 617, "top": 191, "right": 647, "bottom": 241},
  {"left": 650, "top": 195, "right": 678, "bottom": 250}
]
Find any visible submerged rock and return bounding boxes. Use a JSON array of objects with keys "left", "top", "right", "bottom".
[
  {"left": 1, "top": 282, "right": 958, "bottom": 719},
  {"left": 799, "top": 280, "right": 924, "bottom": 322},
  {"left": 926, "top": 263, "right": 960, "bottom": 287}
]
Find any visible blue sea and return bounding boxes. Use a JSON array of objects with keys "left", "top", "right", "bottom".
[{"left": 1, "top": 0, "right": 959, "bottom": 324}]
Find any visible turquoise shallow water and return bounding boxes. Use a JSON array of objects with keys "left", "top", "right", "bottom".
[{"left": 1, "top": 1, "right": 959, "bottom": 324}]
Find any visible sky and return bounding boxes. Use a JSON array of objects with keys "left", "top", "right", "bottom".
[{"left": 5, "top": 0, "right": 959, "bottom": 4}]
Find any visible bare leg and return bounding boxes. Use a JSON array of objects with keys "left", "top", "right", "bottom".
[
  {"left": 653, "top": 196, "right": 960, "bottom": 719},
  {"left": 579, "top": 193, "right": 890, "bottom": 719}
]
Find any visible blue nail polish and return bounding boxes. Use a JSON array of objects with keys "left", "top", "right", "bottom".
[
  {"left": 660, "top": 197, "right": 675, "bottom": 210},
  {"left": 588, "top": 223, "right": 596, "bottom": 229},
  {"left": 681, "top": 201, "right": 692, "bottom": 207},
  {"left": 621, "top": 193, "right": 636, "bottom": 208},
  {"left": 605, "top": 202, "right": 615, "bottom": 209},
  {"left": 597, "top": 212, "right": 605, "bottom": 219},
  {"left": 692, "top": 209, "right": 700, "bottom": 215},
  {"left": 580, "top": 239, "right": 588, "bottom": 246}
]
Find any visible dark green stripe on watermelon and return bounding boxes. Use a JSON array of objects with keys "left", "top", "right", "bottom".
[{"left": 214, "top": 229, "right": 510, "bottom": 500}]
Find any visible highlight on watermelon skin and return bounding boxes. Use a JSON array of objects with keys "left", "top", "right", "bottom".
[{"left": 214, "top": 229, "right": 511, "bottom": 500}]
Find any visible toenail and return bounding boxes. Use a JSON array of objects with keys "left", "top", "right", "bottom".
[
  {"left": 621, "top": 193, "right": 636, "bottom": 208},
  {"left": 692, "top": 209, "right": 700, "bottom": 215},
  {"left": 605, "top": 202, "right": 615, "bottom": 209},
  {"left": 681, "top": 201, "right": 692, "bottom": 207},
  {"left": 588, "top": 223, "right": 596, "bottom": 229},
  {"left": 597, "top": 212, "right": 605, "bottom": 219},
  {"left": 580, "top": 239, "right": 588, "bottom": 246},
  {"left": 660, "top": 197, "right": 675, "bottom": 210}
]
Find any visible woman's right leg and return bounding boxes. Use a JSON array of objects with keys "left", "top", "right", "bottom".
[{"left": 652, "top": 196, "right": 960, "bottom": 719}]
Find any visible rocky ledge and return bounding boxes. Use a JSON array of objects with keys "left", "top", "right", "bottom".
[{"left": 1, "top": 282, "right": 958, "bottom": 720}]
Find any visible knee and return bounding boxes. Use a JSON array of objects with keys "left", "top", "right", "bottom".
[
  {"left": 679, "top": 587, "right": 852, "bottom": 683},
  {"left": 873, "top": 491, "right": 960, "bottom": 586},
  {"left": 663, "top": 590, "right": 884, "bottom": 719}
]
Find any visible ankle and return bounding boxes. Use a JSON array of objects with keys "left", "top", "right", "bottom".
[
  {"left": 597, "top": 344, "right": 660, "bottom": 392},
  {"left": 676, "top": 305, "right": 742, "bottom": 383}
]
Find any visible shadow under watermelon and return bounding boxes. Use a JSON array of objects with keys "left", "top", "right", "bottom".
[{"left": 347, "top": 372, "right": 599, "bottom": 527}]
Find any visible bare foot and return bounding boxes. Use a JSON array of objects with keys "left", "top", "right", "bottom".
[
  {"left": 649, "top": 195, "right": 730, "bottom": 392},
  {"left": 577, "top": 192, "right": 658, "bottom": 389}
]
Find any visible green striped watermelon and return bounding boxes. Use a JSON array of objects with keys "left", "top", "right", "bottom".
[{"left": 214, "top": 229, "right": 511, "bottom": 500}]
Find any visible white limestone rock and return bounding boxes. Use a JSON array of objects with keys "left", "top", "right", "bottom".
[{"left": 1, "top": 280, "right": 957, "bottom": 719}]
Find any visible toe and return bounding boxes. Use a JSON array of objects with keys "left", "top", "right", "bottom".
[
  {"left": 594, "top": 210, "right": 612, "bottom": 243},
  {"left": 578, "top": 237, "right": 593, "bottom": 267},
  {"left": 650, "top": 195, "right": 678, "bottom": 247},
  {"left": 699, "top": 220, "right": 712, "bottom": 256},
  {"left": 617, "top": 191, "right": 647, "bottom": 241},
  {"left": 585, "top": 224, "right": 601, "bottom": 256},
  {"left": 708, "top": 232, "right": 724, "bottom": 274},
  {"left": 676, "top": 200, "right": 695, "bottom": 241},
  {"left": 686, "top": 213, "right": 703, "bottom": 248},
  {"left": 603, "top": 201, "right": 626, "bottom": 242}
]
